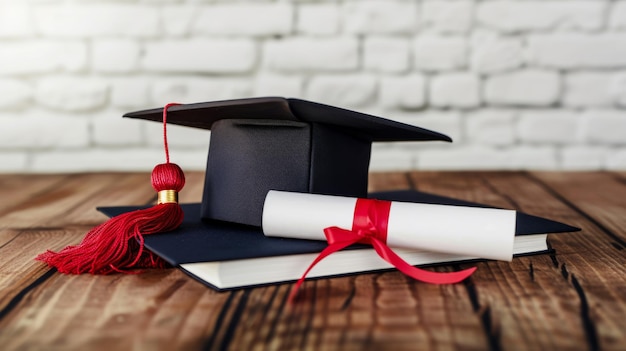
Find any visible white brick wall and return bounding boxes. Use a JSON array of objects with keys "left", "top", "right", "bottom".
[
  {"left": 0, "top": 41, "right": 87, "bottom": 75},
  {"left": 35, "top": 77, "right": 109, "bottom": 112},
  {"left": 263, "top": 37, "right": 359, "bottom": 72},
  {"left": 484, "top": 69, "right": 561, "bottom": 106},
  {"left": 34, "top": 4, "right": 160, "bottom": 38},
  {"left": 297, "top": 4, "right": 341, "bottom": 35},
  {"left": 413, "top": 35, "right": 467, "bottom": 71},
  {"left": 1, "top": 0, "right": 625, "bottom": 173},
  {"left": 476, "top": 1, "right": 606, "bottom": 32},
  {"left": 192, "top": 3, "right": 293, "bottom": 37},
  {"left": 142, "top": 39, "right": 257, "bottom": 73},
  {"left": 430, "top": 73, "right": 481, "bottom": 108},
  {"left": 528, "top": 33, "right": 626, "bottom": 69}
]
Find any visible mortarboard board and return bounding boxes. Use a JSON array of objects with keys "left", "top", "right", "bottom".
[{"left": 124, "top": 97, "right": 451, "bottom": 227}]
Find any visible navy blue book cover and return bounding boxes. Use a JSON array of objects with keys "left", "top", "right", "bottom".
[{"left": 99, "top": 190, "right": 579, "bottom": 266}]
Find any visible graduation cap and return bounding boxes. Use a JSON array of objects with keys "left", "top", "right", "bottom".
[
  {"left": 123, "top": 97, "right": 451, "bottom": 227},
  {"left": 37, "top": 97, "right": 579, "bottom": 283}
]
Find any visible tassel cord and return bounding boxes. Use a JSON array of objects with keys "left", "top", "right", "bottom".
[{"left": 36, "top": 104, "right": 186, "bottom": 275}]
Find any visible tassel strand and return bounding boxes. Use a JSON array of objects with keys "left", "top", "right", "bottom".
[{"left": 37, "top": 105, "right": 185, "bottom": 275}]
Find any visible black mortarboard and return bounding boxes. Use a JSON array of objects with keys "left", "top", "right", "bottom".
[{"left": 124, "top": 97, "right": 451, "bottom": 227}]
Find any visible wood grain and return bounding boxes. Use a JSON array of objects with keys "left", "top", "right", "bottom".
[
  {"left": 0, "top": 172, "right": 624, "bottom": 351},
  {"left": 0, "top": 174, "right": 67, "bottom": 219},
  {"left": 0, "top": 173, "right": 157, "bottom": 335},
  {"left": 410, "top": 171, "right": 626, "bottom": 351}
]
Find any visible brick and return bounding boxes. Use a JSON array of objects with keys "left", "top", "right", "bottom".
[
  {"left": 161, "top": 5, "right": 196, "bottom": 36},
  {"left": 363, "top": 37, "right": 410, "bottom": 73},
  {"left": 509, "top": 146, "right": 558, "bottom": 170},
  {"left": 466, "top": 109, "right": 516, "bottom": 146},
  {"left": 414, "top": 35, "right": 466, "bottom": 71},
  {"left": 168, "top": 148, "right": 210, "bottom": 171},
  {"left": 342, "top": 0, "right": 418, "bottom": 34},
  {"left": 608, "top": 72, "right": 626, "bottom": 107},
  {"left": 561, "top": 146, "right": 608, "bottom": 170},
  {"left": 429, "top": 72, "right": 480, "bottom": 108},
  {"left": 484, "top": 69, "right": 560, "bottom": 106},
  {"left": 305, "top": 75, "right": 377, "bottom": 108},
  {"left": 0, "top": 110, "right": 89, "bottom": 149},
  {"left": 35, "top": 77, "right": 108, "bottom": 112},
  {"left": 517, "top": 110, "right": 582, "bottom": 145},
  {"left": 31, "top": 148, "right": 155, "bottom": 173},
  {"left": 253, "top": 74, "right": 303, "bottom": 97},
  {"left": 0, "top": 3, "right": 35, "bottom": 37},
  {"left": 110, "top": 78, "right": 151, "bottom": 109},
  {"left": 391, "top": 111, "right": 463, "bottom": 143},
  {"left": 606, "top": 148, "right": 626, "bottom": 170},
  {"left": 582, "top": 109, "right": 626, "bottom": 145},
  {"left": 142, "top": 39, "right": 256, "bottom": 73},
  {"left": 34, "top": 4, "right": 159, "bottom": 38},
  {"left": 418, "top": 146, "right": 511, "bottom": 170},
  {"left": 145, "top": 123, "right": 211, "bottom": 148},
  {"left": 192, "top": 3, "right": 293, "bottom": 36},
  {"left": 150, "top": 77, "right": 252, "bottom": 106},
  {"left": 609, "top": 1, "right": 626, "bottom": 29},
  {"left": 477, "top": 1, "right": 606, "bottom": 32},
  {"left": 379, "top": 74, "right": 426, "bottom": 109},
  {"left": 92, "top": 39, "right": 140, "bottom": 73},
  {"left": 0, "top": 41, "right": 86, "bottom": 75},
  {"left": 528, "top": 33, "right": 626, "bottom": 69},
  {"left": 32, "top": 148, "right": 210, "bottom": 173},
  {"left": 370, "top": 146, "right": 414, "bottom": 171},
  {"left": 563, "top": 72, "right": 613, "bottom": 108},
  {"left": 421, "top": 0, "right": 474, "bottom": 33},
  {"left": 263, "top": 37, "right": 358, "bottom": 72},
  {"left": 297, "top": 4, "right": 341, "bottom": 35},
  {"left": 0, "top": 152, "right": 28, "bottom": 172},
  {"left": 92, "top": 110, "right": 144, "bottom": 146},
  {"left": 0, "top": 79, "right": 32, "bottom": 109},
  {"left": 471, "top": 35, "right": 523, "bottom": 73},
  {"left": 418, "top": 145, "right": 558, "bottom": 170}
]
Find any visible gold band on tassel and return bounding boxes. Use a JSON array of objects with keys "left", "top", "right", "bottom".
[{"left": 157, "top": 190, "right": 178, "bottom": 204}]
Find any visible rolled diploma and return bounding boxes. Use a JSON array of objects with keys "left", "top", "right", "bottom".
[{"left": 262, "top": 190, "right": 516, "bottom": 261}]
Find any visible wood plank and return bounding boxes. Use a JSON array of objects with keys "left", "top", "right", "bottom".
[
  {"left": 368, "top": 172, "right": 410, "bottom": 192},
  {"left": 530, "top": 171, "right": 626, "bottom": 243},
  {"left": 0, "top": 174, "right": 68, "bottom": 225},
  {"left": 0, "top": 228, "right": 84, "bottom": 314},
  {"left": 445, "top": 171, "right": 626, "bottom": 351},
  {"left": 0, "top": 269, "right": 231, "bottom": 350},
  {"left": 0, "top": 172, "right": 225, "bottom": 350},
  {"left": 179, "top": 171, "right": 205, "bottom": 204},
  {"left": 407, "top": 172, "right": 600, "bottom": 350},
  {"left": 0, "top": 173, "right": 159, "bottom": 329},
  {"left": 1, "top": 173, "right": 154, "bottom": 229},
  {"left": 1, "top": 172, "right": 624, "bottom": 351},
  {"left": 526, "top": 171, "right": 626, "bottom": 351},
  {"left": 224, "top": 273, "right": 489, "bottom": 351}
]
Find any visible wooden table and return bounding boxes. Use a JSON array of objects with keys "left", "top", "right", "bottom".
[{"left": 0, "top": 171, "right": 624, "bottom": 350}]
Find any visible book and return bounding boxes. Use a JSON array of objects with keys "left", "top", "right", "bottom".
[{"left": 100, "top": 190, "right": 578, "bottom": 290}]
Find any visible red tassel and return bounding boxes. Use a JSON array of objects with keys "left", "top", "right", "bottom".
[
  {"left": 37, "top": 103, "right": 185, "bottom": 274},
  {"left": 36, "top": 163, "right": 185, "bottom": 274}
]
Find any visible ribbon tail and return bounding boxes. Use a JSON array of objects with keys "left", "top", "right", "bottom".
[
  {"left": 371, "top": 239, "right": 476, "bottom": 284},
  {"left": 289, "top": 239, "right": 357, "bottom": 303}
]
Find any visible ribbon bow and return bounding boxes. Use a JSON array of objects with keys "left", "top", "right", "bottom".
[{"left": 289, "top": 198, "right": 477, "bottom": 301}]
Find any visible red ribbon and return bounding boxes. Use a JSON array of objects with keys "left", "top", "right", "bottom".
[{"left": 289, "top": 198, "right": 477, "bottom": 302}]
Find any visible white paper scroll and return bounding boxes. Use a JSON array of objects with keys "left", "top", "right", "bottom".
[{"left": 262, "top": 190, "right": 516, "bottom": 261}]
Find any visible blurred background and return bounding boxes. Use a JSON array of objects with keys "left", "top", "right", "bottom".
[{"left": 1, "top": 0, "right": 625, "bottom": 173}]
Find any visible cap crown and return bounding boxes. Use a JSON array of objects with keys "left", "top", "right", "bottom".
[{"left": 124, "top": 97, "right": 451, "bottom": 226}]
